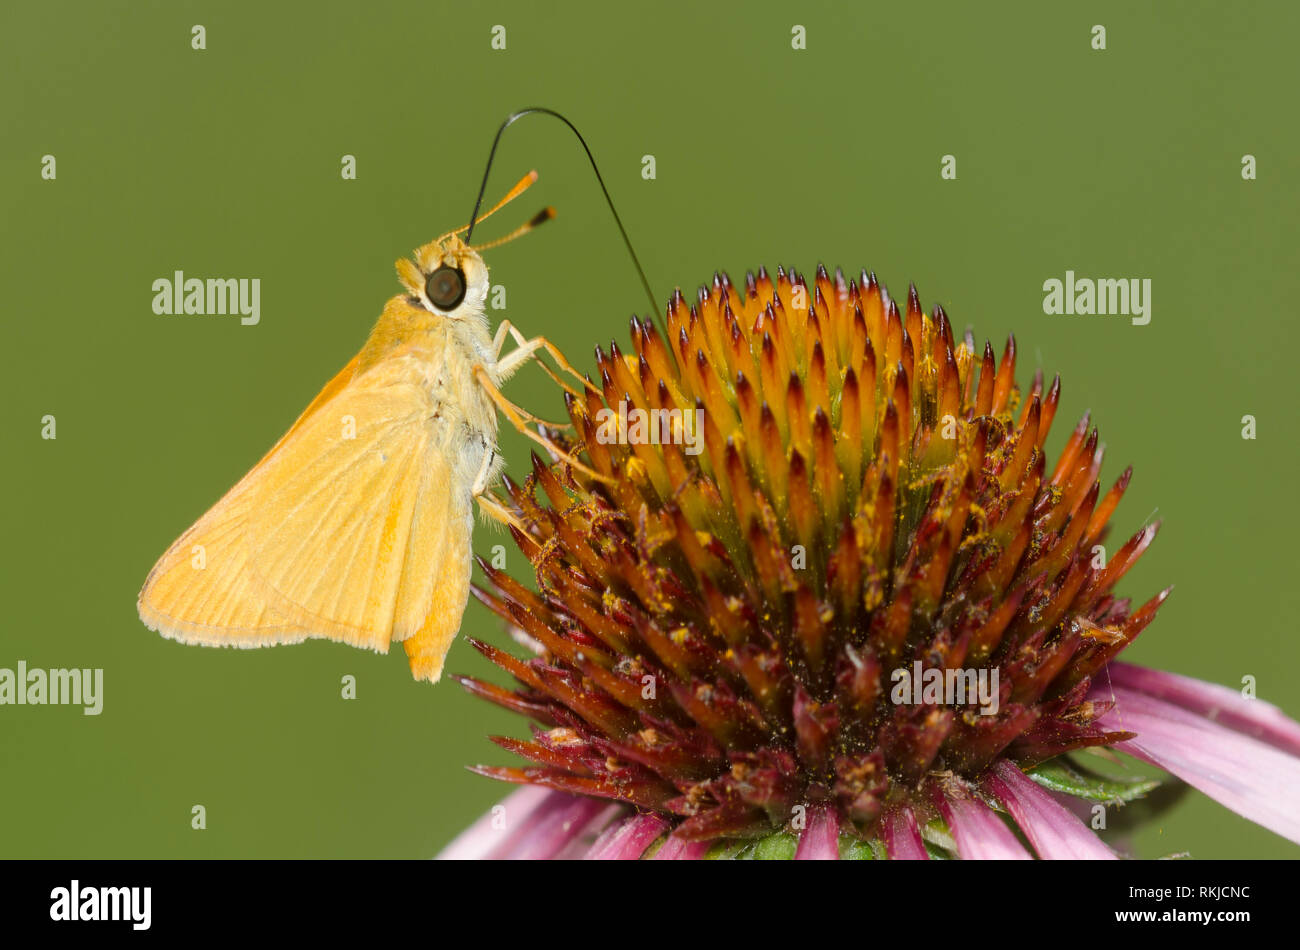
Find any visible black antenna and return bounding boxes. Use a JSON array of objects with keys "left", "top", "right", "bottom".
[{"left": 465, "top": 107, "right": 659, "bottom": 317}]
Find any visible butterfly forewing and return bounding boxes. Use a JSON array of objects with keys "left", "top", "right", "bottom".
[{"left": 138, "top": 351, "right": 462, "bottom": 670}]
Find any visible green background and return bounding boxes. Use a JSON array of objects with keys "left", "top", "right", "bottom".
[{"left": 2, "top": 0, "right": 1297, "bottom": 858}]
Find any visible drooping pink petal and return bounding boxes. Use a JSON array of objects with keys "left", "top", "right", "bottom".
[
  {"left": 1047, "top": 788, "right": 1095, "bottom": 825},
  {"left": 984, "top": 759, "right": 1115, "bottom": 859},
  {"left": 651, "top": 834, "right": 713, "bottom": 860},
  {"left": 1095, "top": 684, "right": 1300, "bottom": 845},
  {"left": 553, "top": 804, "right": 626, "bottom": 859},
  {"left": 436, "top": 785, "right": 553, "bottom": 860},
  {"left": 1043, "top": 790, "right": 1141, "bottom": 858},
  {"left": 881, "top": 805, "right": 929, "bottom": 860},
  {"left": 794, "top": 804, "right": 840, "bottom": 860},
  {"left": 494, "top": 790, "right": 615, "bottom": 860},
  {"left": 584, "top": 811, "right": 671, "bottom": 860},
  {"left": 932, "top": 780, "right": 1032, "bottom": 859},
  {"left": 1107, "top": 662, "right": 1300, "bottom": 756}
]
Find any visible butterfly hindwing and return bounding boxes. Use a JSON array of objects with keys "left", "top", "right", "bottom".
[{"left": 398, "top": 434, "right": 475, "bottom": 682}]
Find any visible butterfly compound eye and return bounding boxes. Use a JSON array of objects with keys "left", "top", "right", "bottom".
[{"left": 425, "top": 265, "right": 467, "bottom": 311}]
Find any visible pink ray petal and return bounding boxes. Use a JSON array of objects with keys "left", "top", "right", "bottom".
[
  {"left": 436, "top": 785, "right": 554, "bottom": 860},
  {"left": 881, "top": 805, "right": 929, "bottom": 860},
  {"left": 932, "top": 780, "right": 1032, "bottom": 859},
  {"left": 794, "top": 804, "right": 840, "bottom": 860},
  {"left": 495, "top": 791, "right": 615, "bottom": 860},
  {"left": 1041, "top": 790, "right": 1141, "bottom": 858},
  {"left": 984, "top": 759, "right": 1115, "bottom": 859},
  {"left": 1048, "top": 787, "right": 1097, "bottom": 824},
  {"left": 651, "top": 834, "right": 713, "bottom": 860},
  {"left": 584, "top": 811, "right": 671, "bottom": 860},
  {"left": 1107, "top": 662, "right": 1300, "bottom": 756},
  {"left": 1094, "top": 684, "right": 1300, "bottom": 845},
  {"left": 554, "top": 803, "right": 625, "bottom": 859}
]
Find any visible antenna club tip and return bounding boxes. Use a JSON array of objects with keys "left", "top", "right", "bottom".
[
  {"left": 527, "top": 169, "right": 540, "bottom": 182},
  {"left": 531, "top": 206, "right": 557, "bottom": 226}
]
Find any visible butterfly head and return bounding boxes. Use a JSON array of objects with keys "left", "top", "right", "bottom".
[
  {"left": 396, "top": 170, "right": 552, "bottom": 319},
  {"left": 397, "top": 234, "right": 488, "bottom": 317}
]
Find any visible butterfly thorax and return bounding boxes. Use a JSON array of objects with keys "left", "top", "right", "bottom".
[{"left": 355, "top": 295, "right": 500, "bottom": 452}]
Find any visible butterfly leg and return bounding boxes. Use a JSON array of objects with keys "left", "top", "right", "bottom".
[
  {"left": 478, "top": 390, "right": 569, "bottom": 431},
  {"left": 493, "top": 320, "right": 577, "bottom": 396},
  {"left": 494, "top": 324, "right": 601, "bottom": 396},
  {"left": 469, "top": 442, "right": 500, "bottom": 496},
  {"left": 474, "top": 491, "right": 527, "bottom": 533},
  {"left": 490, "top": 319, "right": 514, "bottom": 357},
  {"left": 465, "top": 441, "right": 532, "bottom": 533},
  {"left": 488, "top": 322, "right": 585, "bottom": 427},
  {"left": 473, "top": 364, "right": 615, "bottom": 485}
]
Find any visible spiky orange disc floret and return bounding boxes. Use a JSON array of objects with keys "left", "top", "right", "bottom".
[{"left": 458, "top": 265, "right": 1168, "bottom": 841}]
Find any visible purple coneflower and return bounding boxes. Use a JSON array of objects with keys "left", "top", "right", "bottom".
[{"left": 440, "top": 268, "right": 1300, "bottom": 859}]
